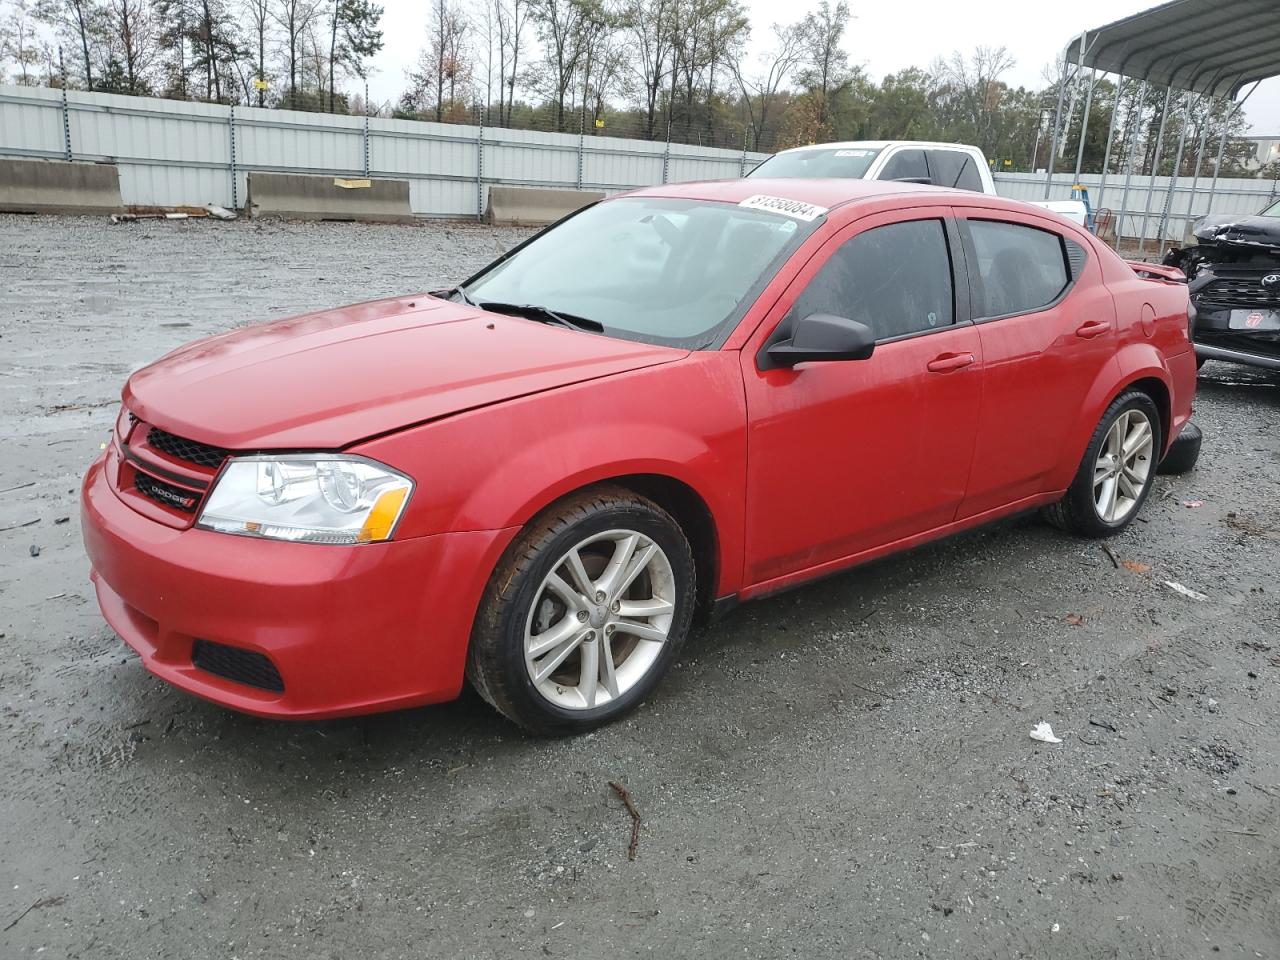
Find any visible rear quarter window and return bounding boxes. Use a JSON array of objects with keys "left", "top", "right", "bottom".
[
  {"left": 878, "top": 149, "right": 929, "bottom": 182},
  {"left": 968, "top": 220, "right": 1070, "bottom": 318},
  {"left": 927, "top": 150, "right": 985, "bottom": 192}
]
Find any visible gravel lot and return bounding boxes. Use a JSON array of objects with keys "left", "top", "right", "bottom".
[{"left": 1, "top": 214, "right": 1278, "bottom": 959}]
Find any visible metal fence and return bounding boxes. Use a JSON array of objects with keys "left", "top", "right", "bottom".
[
  {"left": 995, "top": 171, "right": 1278, "bottom": 245},
  {"left": 0, "top": 84, "right": 771, "bottom": 217},
  {"left": 3, "top": 83, "right": 1275, "bottom": 234}
]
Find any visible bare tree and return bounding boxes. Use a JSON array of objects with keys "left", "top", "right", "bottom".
[
  {"left": 273, "top": 0, "right": 318, "bottom": 106},
  {"left": 797, "top": 0, "right": 850, "bottom": 129},
  {"left": 101, "top": 0, "right": 158, "bottom": 92},
  {"left": 733, "top": 21, "right": 802, "bottom": 151},
  {"left": 1, "top": 0, "right": 44, "bottom": 84},
  {"left": 403, "top": 0, "right": 470, "bottom": 121},
  {"left": 620, "top": 0, "right": 674, "bottom": 139},
  {"left": 931, "top": 45, "right": 1016, "bottom": 154},
  {"left": 491, "top": 0, "right": 528, "bottom": 125},
  {"left": 35, "top": 0, "right": 104, "bottom": 89},
  {"left": 241, "top": 0, "right": 270, "bottom": 104},
  {"left": 529, "top": 0, "right": 588, "bottom": 132}
]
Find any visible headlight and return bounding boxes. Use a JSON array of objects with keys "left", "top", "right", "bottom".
[{"left": 197, "top": 455, "right": 413, "bottom": 544}]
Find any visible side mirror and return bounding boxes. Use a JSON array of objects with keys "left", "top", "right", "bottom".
[{"left": 763, "top": 313, "right": 876, "bottom": 369}]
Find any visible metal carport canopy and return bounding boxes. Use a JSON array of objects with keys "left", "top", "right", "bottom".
[{"left": 1065, "top": 0, "right": 1280, "bottom": 99}]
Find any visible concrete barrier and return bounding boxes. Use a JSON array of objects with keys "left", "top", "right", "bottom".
[
  {"left": 0, "top": 158, "right": 123, "bottom": 215},
  {"left": 485, "top": 186, "right": 605, "bottom": 226},
  {"left": 246, "top": 172, "right": 413, "bottom": 223}
]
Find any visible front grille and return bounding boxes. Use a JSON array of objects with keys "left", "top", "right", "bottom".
[
  {"left": 134, "top": 472, "right": 201, "bottom": 513},
  {"left": 192, "top": 640, "right": 285, "bottom": 693},
  {"left": 1197, "top": 275, "right": 1280, "bottom": 309},
  {"left": 146, "top": 427, "right": 229, "bottom": 468}
]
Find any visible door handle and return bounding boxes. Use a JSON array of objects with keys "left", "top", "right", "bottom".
[
  {"left": 1076, "top": 320, "right": 1110, "bottom": 339},
  {"left": 926, "top": 352, "right": 975, "bottom": 372}
]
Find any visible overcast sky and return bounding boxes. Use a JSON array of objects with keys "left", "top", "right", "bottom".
[{"left": 366, "top": 0, "right": 1280, "bottom": 136}]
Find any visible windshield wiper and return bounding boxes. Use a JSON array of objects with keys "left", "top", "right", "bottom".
[
  {"left": 475, "top": 300, "right": 604, "bottom": 333},
  {"left": 430, "top": 285, "right": 476, "bottom": 306}
]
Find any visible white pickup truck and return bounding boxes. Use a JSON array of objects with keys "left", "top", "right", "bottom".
[{"left": 748, "top": 140, "right": 1089, "bottom": 227}]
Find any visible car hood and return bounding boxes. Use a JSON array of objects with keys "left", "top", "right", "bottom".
[
  {"left": 1191, "top": 214, "right": 1280, "bottom": 248},
  {"left": 124, "top": 295, "right": 686, "bottom": 449}
]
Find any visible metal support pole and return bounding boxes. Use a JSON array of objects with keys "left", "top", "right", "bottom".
[
  {"left": 1203, "top": 81, "right": 1259, "bottom": 220},
  {"left": 740, "top": 128, "right": 748, "bottom": 177},
  {"left": 576, "top": 111, "right": 585, "bottom": 189},
  {"left": 665, "top": 121, "right": 674, "bottom": 177},
  {"left": 1044, "top": 32, "right": 1085, "bottom": 199},
  {"left": 1096, "top": 76, "right": 1123, "bottom": 207},
  {"left": 1136, "top": 86, "right": 1174, "bottom": 257},
  {"left": 58, "top": 48, "right": 72, "bottom": 161},
  {"left": 476, "top": 104, "right": 485, "bottom": 222},
  {"left": 1180, "top": 94, "right": 1214, "bottom": 236},
  {"left": 1156, "top": 94, "right": 1195, "bottom": 257},
  {"left": 363, "top": 79, "right": 371, "bottom": 178},
  {"left": 228, "top": 104, "right": 238, "bottom": 211},
  {"left": 1073, "top": 66, "right": 1097, "bottom": 180},
  {"left": 1114, "top": 79, "right": 1148, "bottom": 251}
]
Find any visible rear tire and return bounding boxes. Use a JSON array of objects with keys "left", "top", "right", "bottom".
[
  {"left": 1043, "top": 390, "right": 1162, "bottom": 538},
  {"left": 466, "top": 486, "right": 696, "bottom": 735}
]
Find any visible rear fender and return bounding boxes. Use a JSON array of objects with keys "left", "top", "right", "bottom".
[{"left": 1051, "top": 345, "right": 1174, "bottom": 490}]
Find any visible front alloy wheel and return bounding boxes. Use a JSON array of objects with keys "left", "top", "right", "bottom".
[
  {"left": 467, "top": 487, "right": 695, "bottom": 734},
  {"left": 525, "top": 530, "right": 676, "bottom": 711}
]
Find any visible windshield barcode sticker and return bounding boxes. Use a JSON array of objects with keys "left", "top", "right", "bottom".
[
  {"left": 834, "top": 149, "right": 873, "bottom": 157},
  {"left": 738, "top": 195, "right": 828, "bottom": 222}
]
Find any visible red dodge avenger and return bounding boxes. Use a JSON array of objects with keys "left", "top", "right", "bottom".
[{"left": 82, "top": 179, "right": 1200, "bottom": 733}]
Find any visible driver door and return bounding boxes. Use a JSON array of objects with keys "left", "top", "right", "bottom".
[{"left": 740, "top": 211, "right": 984, "bottom": 591}]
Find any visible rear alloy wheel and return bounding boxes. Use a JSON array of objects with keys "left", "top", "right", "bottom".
[
  {"left": 1043, "top": 390, "right": 1162, "bottom": 538},
  {"left": 467, "top": 487, "right": 695, "bottom": 734},
  {"left": 1092, "top": 409, "right": 1155, "bottom": 524}
]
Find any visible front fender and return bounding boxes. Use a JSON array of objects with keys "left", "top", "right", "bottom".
[{"left": 354, "top": 352, "right": 749, "bottom": 597}]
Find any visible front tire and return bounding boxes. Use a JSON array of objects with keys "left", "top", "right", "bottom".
[
  {"left": 466, "top": 486, "right": 696, "bottom": 735},
  {"left": 1043, "top": 390, "right": 1162, "bottom": 538}
]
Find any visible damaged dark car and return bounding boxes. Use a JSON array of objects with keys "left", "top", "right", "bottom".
[{"left": 1164, "top": 204, "right": 1280, "bottom": 370}]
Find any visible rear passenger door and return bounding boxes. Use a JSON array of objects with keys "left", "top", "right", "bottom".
[{"left": 954, "top": 210, "right": 1119, "bottom": 518}]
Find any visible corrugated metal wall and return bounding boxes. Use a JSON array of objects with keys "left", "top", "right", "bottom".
[
  {"left": 994, "top": 171, "right": 1279, "bottom": 242},
  {"left": 5, "top": 85, "right": 1274, "bottom": 235},
  {"left": 0, "top": 85, "right": 769, "bottom": 217}
]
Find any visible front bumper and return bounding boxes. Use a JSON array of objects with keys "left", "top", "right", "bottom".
[
  {"left": 81, "top": 454, "right": 516, "bottom": 719},
  {"left": 1190, "top": 280, "right": 1280, "bottom": 370}
]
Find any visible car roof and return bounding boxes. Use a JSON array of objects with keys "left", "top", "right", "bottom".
[
  {"left": 620, "top": 178, "right": 1088, "bottom": 231},
  {"left": 773, "top": 140, "right": 983, "bottom": 155},
  {"left": 625, "top": 177, "right": 949, "bottom": 210}
]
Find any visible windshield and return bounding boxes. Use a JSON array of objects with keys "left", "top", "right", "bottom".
[
  {"left": 462, "top": 197, "right": 818, "bottom": 348},
  {"left": 748, "top": 146, "right": 882, "bottom": 180},
  {"left": 1261, "top": 199, "right": 1280, "bottom": 217}
]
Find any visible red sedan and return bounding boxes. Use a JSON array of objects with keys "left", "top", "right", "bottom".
[{"left": 81, "top": 179, "right": 1199, "bottom": 733}]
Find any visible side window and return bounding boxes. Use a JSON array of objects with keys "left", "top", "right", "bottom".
[
  {"left": 955, "top": 157, "right": 984, "bottom": 192},
  {"left": 792, "top": 219, "right": 955, "bottom": 341},
  {"left": 879, "top": 149, "right": 929, "bottom": 182},
  {"left": 968, "top": 219, "right": 1070, "bottom": 319},
  {"left": 927, "top": 150, "right": 985, "bottom": 192}
]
